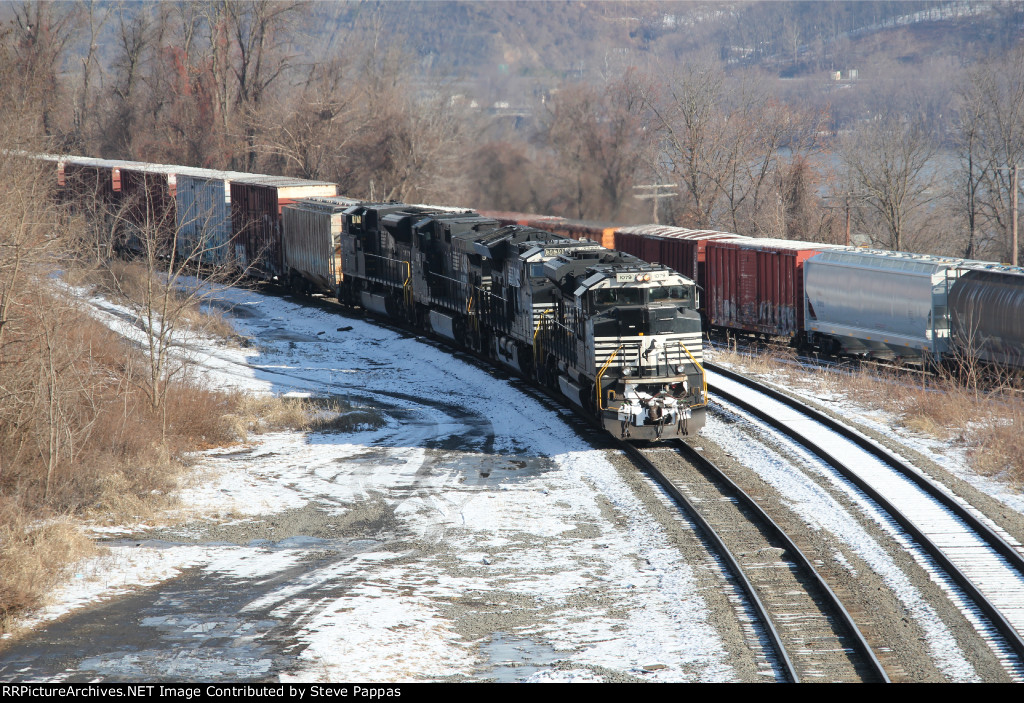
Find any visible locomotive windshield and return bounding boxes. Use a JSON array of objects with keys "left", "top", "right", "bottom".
[
  {"left": 592, "top": 288, "right": 644, "bottom": 308},
  {"left": 591, "top": 284, "right": 693, "bottom": 310},
  {"left": 648, "top": 284, "right": 692, "bottom": 306}
]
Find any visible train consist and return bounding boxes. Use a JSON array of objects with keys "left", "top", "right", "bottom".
[
  {"left": 42, "top": 154, "right": 708, "bottom": 441},
  {"left": 486, "top": 213, "right": 1024, "bottom": 371},
  {"left": 38, "top": 150, "right": 1024, "bottom": 445}
]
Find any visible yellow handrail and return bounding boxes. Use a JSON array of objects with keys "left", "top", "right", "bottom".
[
  {"left": 402, "top": 260, "right": 412, "bottom": 309},
  {"left": 677, "top": 342, "right": 708, "bottom": 407},
  {"left": 596, "top": 344, "right": 624, "bottom": 411},
  {"left": 533, "top": 309, "right": 551, "bottom": 369}
]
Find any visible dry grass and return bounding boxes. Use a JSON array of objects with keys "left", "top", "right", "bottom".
[
  {"left": 712, "top": 346, "right": 1024, "bottom": 489},
  {"left": 0, "top": 255, "right": 387, "bottom": 631},
  {"left": 0, "top": 283, "right": 248, "bottom": 630},
  {"left": 970, "top": 406, "right": 1024, "bottom": 485},
  {"left": 225, "top": 395, "right": 387, "bottom": 441},
  {"left": 0, "top": 499, "right": 98, "bottom": 632}
]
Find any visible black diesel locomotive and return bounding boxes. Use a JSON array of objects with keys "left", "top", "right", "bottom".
[{"left": 334, "top": 202, "right": 707, "bottom": 440}]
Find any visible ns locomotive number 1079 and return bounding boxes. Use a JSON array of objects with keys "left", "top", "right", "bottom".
[{"left": 334, "top": 201, "right": 707, "bottom": 441}]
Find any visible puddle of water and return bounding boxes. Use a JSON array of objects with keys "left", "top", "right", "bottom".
[
  {"left": 480, "top": 632, "right": 562, "bottom": 682},
  {"left": 206, "top": 299, "right": 261, "bottom": 318},
  {"left": 335, "top": 449, "right": 403, "bottom": 466},
  {"left": 248, "top": 326, "right": 321, "bottom": 343}
]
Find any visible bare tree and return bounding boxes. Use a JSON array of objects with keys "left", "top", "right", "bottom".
[
  {"left": 259, "top": 55, "right": 365, "bottom": 180},
  {"left": 0, "top": 153, "right": 58, "bottom": 352},
  {"left": 643, "top": 61, "right": 827, "bottom": 235},
  {"left": 94, "top": 183, "right": 243, "bottom": 435},
  {"left": 956, "top": 49, "right": 1024, "bottom": 263},
  {"left": 69, "top": 1, "right": 108, "bottom": 152},
  {"left": 540, "top": 69, "right": 653, "bottom": 221},
  {"left": 6, "top": 2, "right": 80, "bottom": 138},
  {"left": 838, "top": 116, "right": 939, "bottom": 251},
  {"left": 225, "top": 0, "right": 304, "bottom": 171},
  {"left": 100, "top": 3, "right": 157, "bottom": 158},
  {"left": 643, "top": 60, "right": 732, "bottom": 228},
  {"left": 712, "top": 80, "right": 827, "bottom": 236}
]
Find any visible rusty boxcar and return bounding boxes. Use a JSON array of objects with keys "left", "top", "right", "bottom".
[
  {"left": 229, "top": 176, "right": 337, "bottom": 280},
  {"left": 704, "top": 238, "right": 841, "bottom": 340}
]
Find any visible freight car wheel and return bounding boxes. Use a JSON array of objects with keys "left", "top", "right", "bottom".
[{"left": 289, "top": 273, "right": 303, "bottom": 296}]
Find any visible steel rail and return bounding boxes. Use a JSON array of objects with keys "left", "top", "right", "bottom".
[
  {"left": 616, "top": 440, "right": 801, "bottom": 683},
  {"left": 705, "top": 361, "right": 1024, "bottom": 662},
  {"left": 670, "top": 440, "right": 890, "bottom": 682}
]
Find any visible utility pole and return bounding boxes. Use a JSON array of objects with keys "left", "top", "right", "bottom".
[
  {"left": 1012, "top": 165, "right": 1019, "bottom": 266},
  {"left": 998, "top": 165, "right": 1019, "bottom": 266},
  {"left": 845, "top": 195, "right": 851, "bottom": 247},
  {"left": 822, "top": 192, "right": 869, "bottom": 247},
  {"left": 633, "top": 183, "right": 678, "bottom": 225}
]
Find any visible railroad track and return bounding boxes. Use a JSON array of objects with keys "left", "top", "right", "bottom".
[
  {"left": 619, "top": 440, "right": 889, "bottom": 683},
  {"left": 214, "top": 286, "right": 1015, "bottom": 683},
  {"left": 705, "top": 361, "right": 1024, "bottom": 675}
]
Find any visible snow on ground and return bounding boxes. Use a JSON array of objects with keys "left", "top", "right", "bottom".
[
  {"left": 15, "top": 284, "right": 737, "bottom": 682},
  {"left": 710, "top": 353, "right": 1024, "bottom": 518},
  {"left": 704, "top": 408, "right": 982, "bottom": 682}
]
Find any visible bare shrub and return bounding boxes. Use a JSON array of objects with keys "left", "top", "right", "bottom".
[
  {"left": 82, "top": 260, "right": 239, "bottom": 344},
  {"left": 710, "top": 341, "right": 798, "bottom": 376},
  {"left": 969, "top": 403, "right": 1024, "bottom": 487},
  {"left": 0, "top": 278, "right": 249, "bottom": 630}
]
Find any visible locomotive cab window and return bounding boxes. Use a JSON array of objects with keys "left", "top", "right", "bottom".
[
  {"left": 648, "top": 284, "right": 692, "bottom": 306},
  {"left": 592, "top": 288, "right": 642, "bottom": 309}
]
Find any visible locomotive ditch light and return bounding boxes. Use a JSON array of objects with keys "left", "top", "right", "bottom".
[
  {"left": 675, "top": 364, "right": 686, "bottom": 374},
  {"left": 623, "top": 366, "right": 636, "bottom": 377}
]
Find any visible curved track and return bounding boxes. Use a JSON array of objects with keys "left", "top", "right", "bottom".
[
  {"left": 706, "top": 361, "right": 1024, "bottom": 672},
  {"left": 620, "top": 441, "right": 889, "bottom": 683}
]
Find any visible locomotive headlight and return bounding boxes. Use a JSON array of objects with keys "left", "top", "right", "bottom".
[
  {"left": 644, "top": 274, "right": 651, "bottom": 282},
  {"left": 623, "top": 365, "right": 636, "bottom": 377},
  {"left": 634, "top": 273, "right": 644, "bottom": 282}
]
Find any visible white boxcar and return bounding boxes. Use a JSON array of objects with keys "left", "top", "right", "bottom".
[
  {"left": 804, "top": 249, "right": 966, "bottom": 359},
  {"left": 173, "top": 166, "right": 253, "bottom": 267},
  {"left": 281, "top": 195, "right": 360, "bottom": 295}
]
